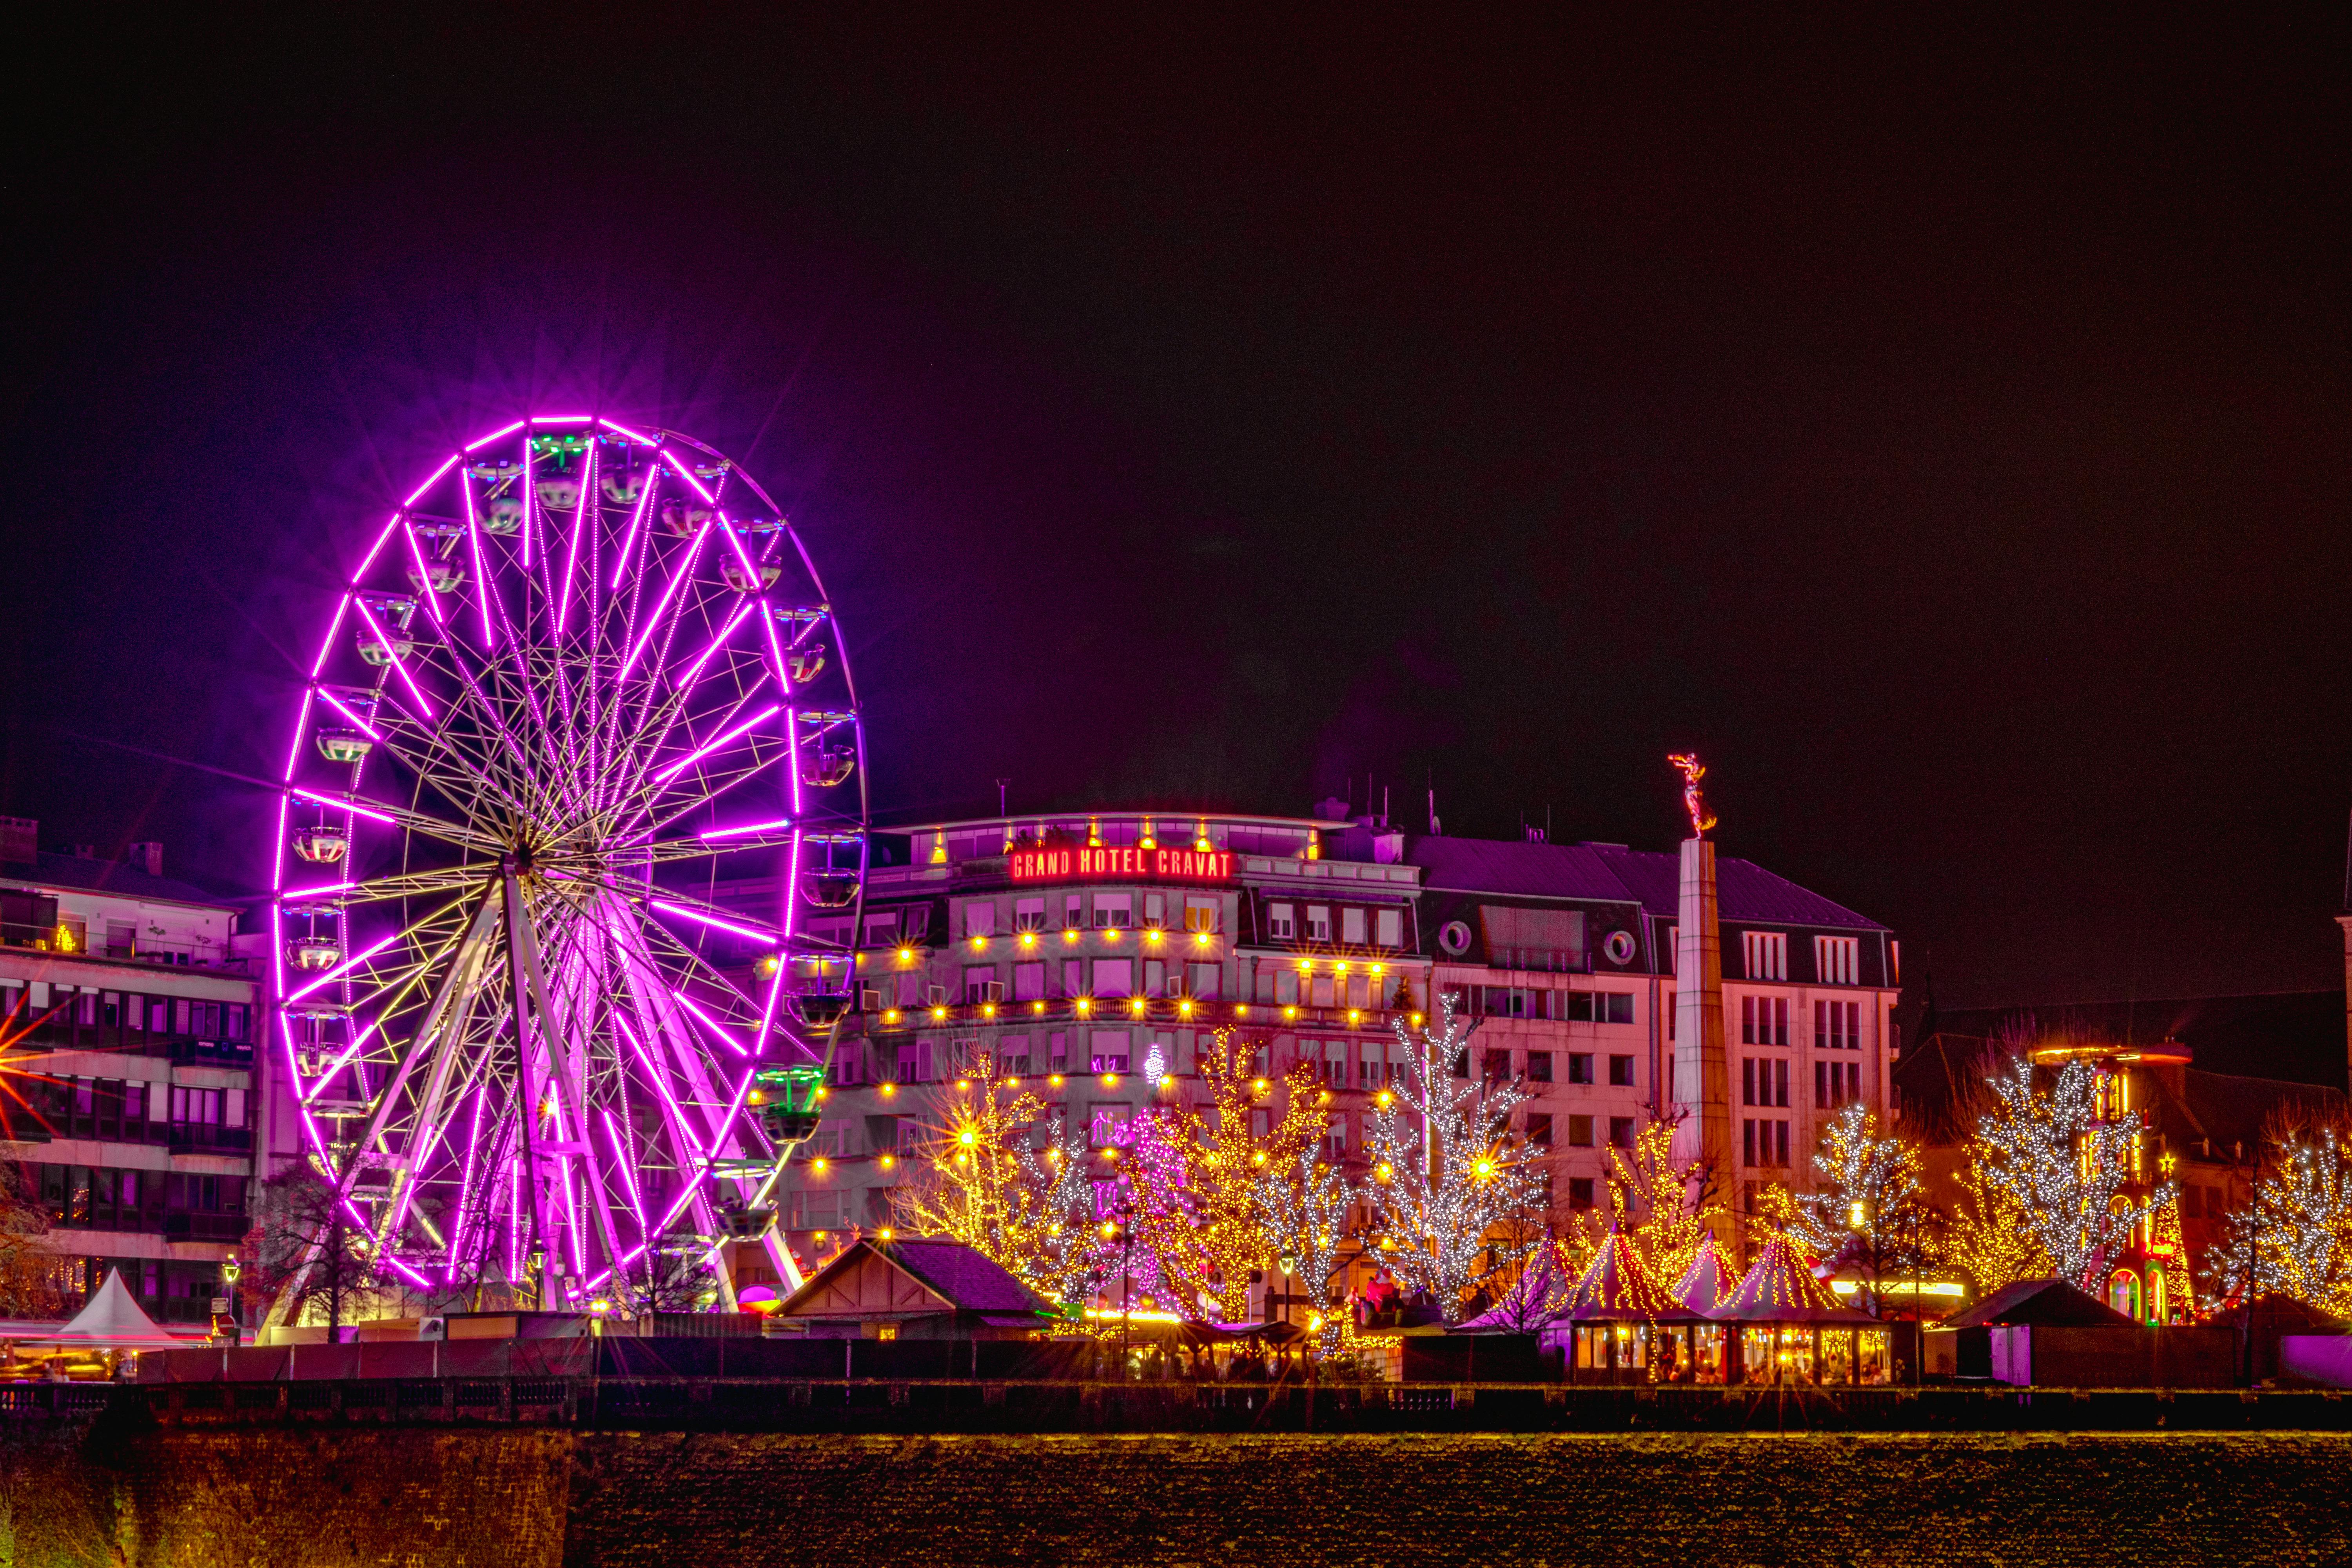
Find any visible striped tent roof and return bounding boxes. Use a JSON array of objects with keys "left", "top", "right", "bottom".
[
  {"left": 1674, "top": 1235, "right": 1731, "bottom": 1313},
  {"left": 1559, "top": 1227, "right": 1689, "bottom": 1321},
  {"left": 1711, "top": 1236, "right": 1877, "bottom": 1323}
]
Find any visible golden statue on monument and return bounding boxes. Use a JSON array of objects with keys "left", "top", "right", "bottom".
[{"left": 1667, "top": 753, "right": 1717, "bottom": 838}]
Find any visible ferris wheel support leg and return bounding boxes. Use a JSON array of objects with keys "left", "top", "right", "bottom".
[{"left": 503, "top": 870, "right": 565, "bottom": 1310}]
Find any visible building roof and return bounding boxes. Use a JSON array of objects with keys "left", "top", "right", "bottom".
[
  {"left": 12, "top": 851, "right": 236, "bottom": 912},
  {"left": 1922, "top": 992, "right": 2347, "bottom": 1091},
  {"left": 1404, "top": 835, "right": 1886, "bottom": 931}
]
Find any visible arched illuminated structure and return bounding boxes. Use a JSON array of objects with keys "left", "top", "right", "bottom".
[{"left": 269, "top": 416, "right": 866, "bottom": 1318}]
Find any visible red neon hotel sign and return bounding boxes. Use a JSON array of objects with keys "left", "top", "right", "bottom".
[{"left": 1009, "top": 846, "right": 1234, "bottom": 882}]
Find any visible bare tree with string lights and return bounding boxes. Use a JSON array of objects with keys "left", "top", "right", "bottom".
[
  {"left": 2204, "top": 1110, "right": 2352, "bottom": 1318},
  {"left": 1364, "top": 991, "right": 1536, "bottom": 1321},
  {"left": 1973, "top": 1056, "right": 2171, "bottom": 1290}
]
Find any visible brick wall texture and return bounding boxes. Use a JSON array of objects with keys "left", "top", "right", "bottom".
[{"left": 6, "top": 1427, "right": 2349, "bottom": 1566}]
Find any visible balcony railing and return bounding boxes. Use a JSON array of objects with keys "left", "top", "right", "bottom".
[
  {"left": 167, "top": 1125, "right": 254, "bottom": 1156},
  {"left": 162, "top": 1212, "right": 249, "bottom": 1241}
]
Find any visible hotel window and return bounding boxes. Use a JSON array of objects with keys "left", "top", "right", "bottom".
[
  {"left": 1306, "top": 906, "right": 1332, "bottom": 942},
  {"left": 1815, "top": 935, "right": 1859, "bottom": 986},
  {"left": 863, "top": 911, "right": 900, "bottom": 947},
  {"left": 1049, "top": 1033, "right": 1070, "bottom": 1071},
  {"left": 1063, "top": 895, "right": 1084, "bottom": 929},
  {"left": 1526, "top": 1112, "right": 1553, "bottom": 1146},
  {"left": 1013, "top": 962, "right": 1046, "bottom": 1002},
  {"left": 1741, "top": 996, "right": 1789, "bottom": 1046},
  {"left": 1093, "top": 893, "right": 1132, "bottom": 929},
  {"left": 1093, "top": 958, "right": 1133, "bottom": 998},
  {"left": 1185, "top": 897, "right": 1219, "bottom": 933},
  {"left": 1568, "top": 1115, "right": 1594, "bottom": 1147},
  {"left": 1274, "top": 969, "right": 1298, "bottom": 1005},
  {"left": 1740, "top": 1058, "right": 1789, "bottom": 1108},
  {"left": 1013, "top": 898, "right": 1046, "bottom": 933},
  {"left": 1815, "top": 998, "right": 1862, "bottom": 1051},
  {"left": 1526, "top": 1051, "right": 1553, "bottom": 1084},
  {"left": 1143, "top": 893, "right": 1166, "bottom": 929},
  {"left": 1609, "top": 1054, "right": 1635, "bottom": 1087},
  {"left": 1145, "top": 960, "right": 1169, "bottom": 997},
  {"left": 963, "top": 967, "right": 1001, "bottom": 1004},
  {"left": 1376, "top": 909, "right": 1402, "bottom": 947},
  {"left": 1341, "top": 907, "right": 1367, "bottom": 944},
  {"left": 963, "top": 902, "right": 995, "bottom": 940},
  {"left": 1089, "top": 1031, "right": 1131, "bottom": 1074},
  {"left": 1567, "top": 1052, "right": 1594, "bottom": 1085},
  {"left": 1742, "top": 931, "right": 1788, "bottom": 981},
  {"left": 1265, "top": 903, "right": 1296, "bottom": 940},
  {"left": 1187, "top": 962, "right": 1220, "bottom": 1000},
  {"left": 1815, "top": 1060, "right": 1861, "bottom": 1108},
  {"left": 1060, "top": 959, "right": 1083, "bottom": 998},
  {"left": 1742, "top": 1118, "right": 1791, "bottom": 1168}
]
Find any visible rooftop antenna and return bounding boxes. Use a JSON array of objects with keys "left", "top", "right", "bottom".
[
  {"left": 1382, "top": 784, "right": 1390, "bottom": 828},
  {"left": 996, "top": 778, "right": 1010, "bottom": 816},
  {"left": 1427, "top": 770, "right": 1440, "bottom": 837}
]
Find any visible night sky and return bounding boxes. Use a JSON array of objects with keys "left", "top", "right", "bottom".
[{"left": 4, "top": 10, "right": 2347, "bottom": 1007}]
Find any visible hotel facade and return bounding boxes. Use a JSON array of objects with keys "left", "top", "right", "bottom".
[{"left": 737, "top": 806, "right": 1899, "bottom": 1301}]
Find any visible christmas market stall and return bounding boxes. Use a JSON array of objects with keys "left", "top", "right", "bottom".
[
  {"left": 1710, "top": 1236, "right": 1891, "bottom": 1385},
  {"left": 1549, "top": 1227, "right": 1711, "bottom": 1384},
  {"left": 9, "top": 1268, "right": 185, "bottom": 1380}
]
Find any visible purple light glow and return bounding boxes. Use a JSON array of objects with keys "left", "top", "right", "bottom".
[
  {"left": 281, "top": 880, "right": 356, "bottom": 899},
  {"left": 652, "top": 704, "right": 781, "bottom": 785},
  {"left": 285, "top": 928, "right": 404, "bottom": 1003},
  {"left": 309, "top": 596, "right": 353, "bottom": 681},
  {"left": 671, "top": 600, "right": 756, "bottom": 696},
  {"left": 519, "top": 431, "right": 536, "bottom": 570},
  {"left": 608, "top": 455, "right": 661, "bottom": 592},
  {"left": 716, "top": 510, "right": 764, "bottom": 585},
  {"left": 401, "top": 453, "right": 463, "bottom": 509},
  {"left": 649, "top": 900, "right": 778, "bottom": 945},
  {"left": 459, "top": 455, "right": 497, "bottom": 649},
  {"left": 352, "top": 598, "right": 436, "bottom": 720},
  {"left": 659, "top": 449, "right": 717, "bottom": 504},
  {"left": 465, "top": 419, "right": 528, "bottom": 453},
  {"left": 699, "top": 817, "right": 795, "bottom": 840},
  {"left": 673, "top": 991, "right": 752, "bottom": 1057},
  {"left": 316, "top": 688, "right": 381, "bottom": 740},
  {"left": 597, "top": 417, "right": 660, "bottom": 446},
  {"left": 615, "top": 521, "right": 710, "bottom": 682},
  {"left": 403, "top": 523, "right": 448, "bottom": 626},
  {"left": 350, "top": 513, "right": 406, "bottom": 584},
  {"left": 289, "top": 787, "right": 400, "bottom": 825},
  {"left": 554, "top": 442, "right": 594, "bottom": 637}
]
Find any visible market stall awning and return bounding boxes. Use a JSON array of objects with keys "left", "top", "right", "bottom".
[
  {"left": 35, "top": 1269, "right": 185, "bottom": 1348},
  {"left": 1711, "top": 1237, "right": 1877, "bottom": 1324}
]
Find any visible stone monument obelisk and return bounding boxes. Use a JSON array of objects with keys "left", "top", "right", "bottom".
[{"left": 1667, "top": 754, "right": 1732, "bottom": 1243}]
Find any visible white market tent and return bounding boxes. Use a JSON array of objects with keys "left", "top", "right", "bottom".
[{"left": 35, "top": 1268, "right": 186, "bottom": 1349}]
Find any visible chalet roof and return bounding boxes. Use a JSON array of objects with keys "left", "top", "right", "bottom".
[
  {"left": 1674, "top": 1236, "right": 1731, "bottom": 1313},
  {"left": 777, "top": 1238, "right": 1049, "bottom": 1323},
  {"left": 885, "top": 1239, "right": 1047, "bottom": 1313},
  {"left": 1557, "top": 1228, "right": 1686, "bottom": 1321},
  {"left": 1942, "top": 1278, "right": 2132, "bottom": 1330}
]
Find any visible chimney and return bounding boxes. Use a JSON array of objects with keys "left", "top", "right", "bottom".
[{"left": 129, "top": 842, "right": 163, "bottom": 877}]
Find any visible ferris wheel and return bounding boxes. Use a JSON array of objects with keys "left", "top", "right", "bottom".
[{"left": 268, "top": 414, "right": 865, "bottom": 1318}]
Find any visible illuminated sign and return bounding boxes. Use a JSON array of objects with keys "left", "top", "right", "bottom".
[{"left": 1009, "top": 846, "right": 1234, "bottom": 883}]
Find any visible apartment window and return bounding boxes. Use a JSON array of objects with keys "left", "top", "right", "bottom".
[
  {"left": 1815, "top": 935, "right": 1860, "bottom": 986},
  {"left": 1184, "top": 897, "right": 1219, "bottom": 934},
  {"left": 1089, "top": 1032, "right": 1131, "bottom": 1074},
  {"left": 1526, "top": 1051, "right": 1553, "bottom": 1084},
  {"left": 1093, "top": 958, "right": 1134, "bottom": 998},
  {"left": 1273, "top": 969, "right": 1298, "bottom": 1005},
  {"left": 1597, "top": 992, "right": 1633, "bottom": 1025},
  {"left": 1815, "top": 998, "right": 1862, "bottom": 1051},
  {"left": 1014, "top": 898, "right": 1046, "bottom": 933},
  {"left": 1772, "top": 1059, "right": 1788, "bottom": 1108},
  {"left": 1608, "top": 1116, "right": 1635, "bottom": 1149},
  {"left": 1376, "top": 909, "right": 1402, "bottom": 947},
  {"left": 1566, "top": 991, "right": 1595, "bottom": 1022},
  {"left": 1743, "top": 1118, "right": 1755, "bottom": 1167},
  {"left": 1265, "top": 903, "right": 1296, "bottom": 940},
  {"left": 1482, "top": 1049, "right": 1512, "bottom": 1083},
  {"left": 1145, "top": 960, "right": 1169, "bottom": 998},
  {"left": 1567, "top": 1053, "right": 1593, "bottom": 1085},
  {"left": 1093, "top": 894, "right": 1133, "bottom": 929},
  {"left": 962, "top": 966, "right": 1000, "bottom": 1004},
  {"left": 1049, "top": 1033, "right": 1070, "bottom": 1071},
  {"left": 1817, "top": 1060, "right": 1862, "bottom": 1108},
  {"left": 1143, "top": 893, "right": 1167, "bottom": 930},
  {"left": 1341, "top": 907, "right": 1367, "bottom": 945},
  {"left": 1568, "top": 1177, "right": 1596, "bottom": 1210},
  {"left": 1608, "top": 1054, "right": 1635, "bottom": 1087},
  {"left": 1013, "top": 962, "right": 1046, "bottom": 1002},
  {"left": 1741, "top": 1118, "right": 1791, "bottom": 1168},
  {"left": 963, "top": 902, "right": 995, "bottom": 940},
  {"left": 1089, "top": 1103, "right": 1132, "bottom": 1144},
  {"left": 1526, "top": 1112, "right": 1553, "bottom": 1147},
  {"left": 1742, "top": 931, "right": 1788, "bottom": 981},
  {"left": 1740, "top": 1059, "right": 1789, "bottom": 1109},
  {"left": 1187, "top": 962, "right": 1220, "bottom": 1000},
  {"left": 1568, "top": 1115, "right": 1595, "bottom": 1147},
  {"left": 1741, "top": 996, "right": 1789, "bottom": 1047},
  {"left": 1060, "top": 959, "right": 1084, "bottom": 998},
  {"left": 1776, "top": 1119, "right": 1790, "bottom": 1165},
  {"left": 1306, "top": 906, "right": 1332, "bottom": 942},
  {"left": 895, "top": 1042, "right": 929, "bottom": 1083},
  {"left": 863, "top": 911, "right": 901, "bottom": 948}
]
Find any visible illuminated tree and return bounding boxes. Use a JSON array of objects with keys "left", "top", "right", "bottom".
[
  {"left": 2205, "top": 1119, "right": 2352, "bottom": 1318},
  {"left": 1604, "top": 1114, "right": 1721, "bottom": 1286},
  {"left": 1973, "top": 1056, "right": 2170, "bottom": 1289},
  {"left": 1945, "top": 1144, "right": 2052, "bottom": 1296},
  {"left": 1788, "top": 1103, "right": 1936, "bottom": 1314},
  {"left": 1365, "top": 993, "right": 1536, "bottom": 1320},
  {"left": 1255, "top": 1139, "right": 1359, "bottom": 1356},
  {"left": 0, "top": 1161, "right": 68, "bottom": 1318},
  {"left": 250, "top": 1162, "right": 385, "bottom": 1329},
  {"left": 896, "top": 1054, "right": 1101, "bottom": 1306}
]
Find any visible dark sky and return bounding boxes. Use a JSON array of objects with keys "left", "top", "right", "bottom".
[{"left": 4, "top": 9, "right": 2348, "bottom": 1007}]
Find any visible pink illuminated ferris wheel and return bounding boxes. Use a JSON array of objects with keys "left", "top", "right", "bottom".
[{"left": 268, "top": 415, "right": 866, "bottom": 1318}]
